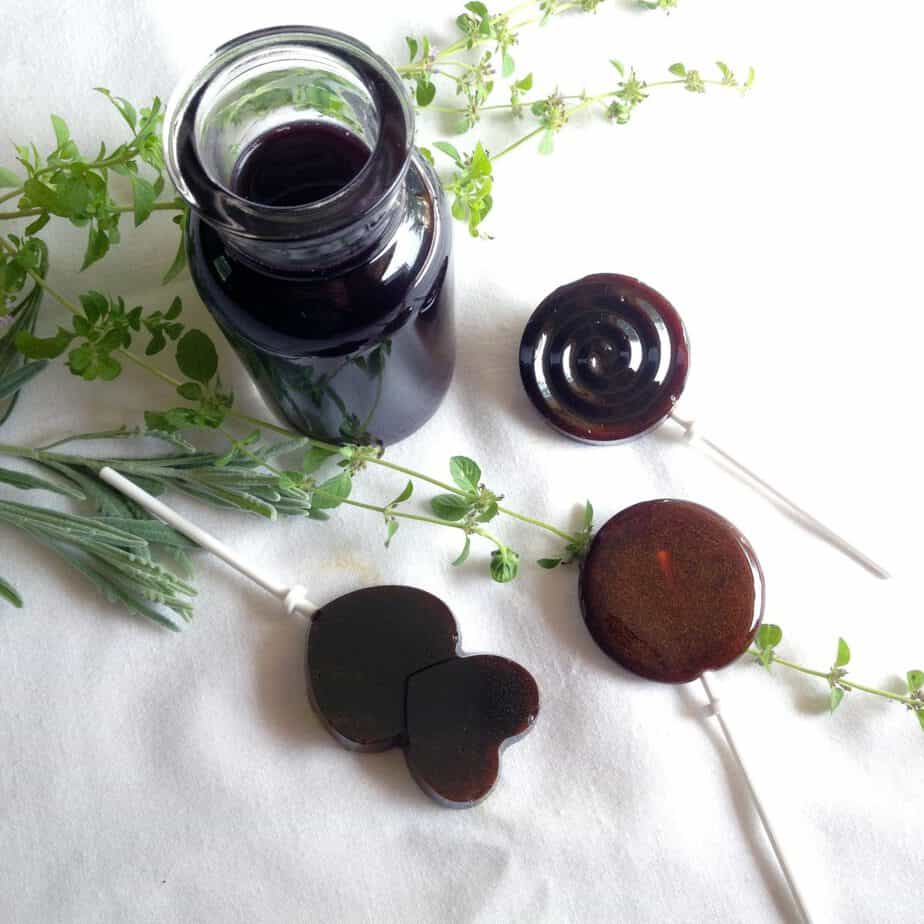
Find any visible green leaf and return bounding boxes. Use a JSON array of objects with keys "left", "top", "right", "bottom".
[
  {"left": 610, "top": 60, "right": 625, "bottom": 78},
  {"left": 452, "top": 536, "right": 472, "bottom": 567},
  {"left": 502, "top": 52, "right": 515, "bottom": 78},
  {"left": 162, "top": 210, "right": 189, "bottom": 285},
  {"left": 465, "top": 1, "right": 488, "bottom": 15},
  {"left": 537, "top": 558, "right": 562, "bottom": 569},
  {"left": 15, "top": 327, "right": 74, "bottom": 360},
  {"left": 130, "top": 174, "right": 157, "bottom": 227},
  {"left": 81, "top": 226, "right": 110, "bottom": 270},
  {"left": 0, "top": 167, "right": 20, "bottom": 188},
  {"left": 0, "top": 360, "right": 48, "bottom": 401},
  {"left": 416, "top": 79, "right": 437, "bottom": 108},
  {"left": 668, "top": 62, "right": 687, "bottom": 77},
  {"left": 50, "top": 114, "right": 70, "bottom": 147},
  {"left": 177, "top": 382, "right": 203, "bottom": 402},
  {"left": 175, "top": 329, "right": 218, "bottom": 383},
  {"left": 0, "top": 465, "right": 85, "bottom": 499},
  {"left": 0, "top": 575, "right": 23, "bottom": 608},
  {"left": 385, "top": 519, "right": 399, "bottom": 547},
  {"left": 906, "top": 670, "right": 924, "bottom": 693},
  {"left": 434, "top": 141, "right": 463, "bottom": 165},
  {"left": 515, "top": 73, "right": 534, "bottom": 91},
  {"left": 538, "top": 129, "right": 555, "bottom": 155},
  {"left": 916, "top": 711, "right": 924, "bottom": 733},
  {"left": 490, "top": 547, "right": 520, "bottom": 583},
  {"left": 388, "top": 480, "right": 414, "bottom": 507},
  {"left": 431, "top": 493, "right": 472, "bottom": 521},
  {"left": 756, "top": 623, "right": 783, "bottom": 650},
  {"left": 312, "top": 472, "right": 352, "bottom": 509},
  {"left": 830, "top": 687, "right": 845, "bottom": 713},
  {"left": 449, "top": 455, "right": 481, "bottom": 493},
  {"left": 469, "top": 142, "right": 492, "bottom": 177},
  {"left": 22, "top": 178, "right": 61, "bottom": 213},
  {"left": 95, "top": 88, "right": 138, "bottom": 130},
  {"left": 406, "top": 36, "right": 419, "bottom": 62},
  {"left": 835, "top": 637, "right": 851, "bottom": 668},
  {"left": 583, "top": 500, "right": 594, "bottom": 530},
  {"left": 302, "top": 446, "right": 337, "bottom": 474},
  {"left": 79, "top": 291, "right": 107, "bottom": 325}
]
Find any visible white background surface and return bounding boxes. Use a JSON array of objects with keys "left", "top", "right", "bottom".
[{"left": 2, "top": 1, "right": 923, "bottom": 921}]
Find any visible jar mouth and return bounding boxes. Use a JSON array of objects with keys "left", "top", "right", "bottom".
[{"left": 164, "top": 26, "right": 414, "bottom": 241}]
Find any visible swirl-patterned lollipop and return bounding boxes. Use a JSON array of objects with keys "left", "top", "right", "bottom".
[
  {"left": 519, "top": 273, "right": 689, "bottom": 444},
  {"left": 520, "top": 273, "right": 887, "bottom": 578}
]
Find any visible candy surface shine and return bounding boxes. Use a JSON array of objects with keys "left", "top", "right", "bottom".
[
  {"left": 579, "top": 500, "right": 764, "bottom": 683},
  {"left": 307, "top": 586, "right": 539, "bottom": 807},
  {"left": 519, "top": 273, "right": 690, "bottom": 443}
]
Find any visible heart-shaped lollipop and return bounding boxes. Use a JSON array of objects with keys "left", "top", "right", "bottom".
[
  {"left": 308, "top": 585, "right": 539, "bottom": 806},
  {"left": 520, "top": 273, "right": 887, "bottom": 578},
  {"left": 99, "top": 468, "right": 539, "bottom": 809}
]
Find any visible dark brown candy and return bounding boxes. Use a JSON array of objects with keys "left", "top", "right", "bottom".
[
  {"left": 406, "top": 655, "right": 539, "bottom": 807},
  {"left": 306, "top": 585, "right": 539, "bottom": 806},
  {"left": 519, "top": 273, "right": 690, "bottom": 443},
  {"left": 579, "top": 500, "right": 764, "bottom": 683},
  {"left": 307, "top": 586, "right": 459, "bottom": 751}
]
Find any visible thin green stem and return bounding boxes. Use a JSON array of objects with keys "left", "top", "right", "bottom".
[
  {"left": 749, "top": 650, "right": 922, "bottom": 709},
  {"left": 0, "top": 199, "right": 181, "bottom": 222},
  {"left": 0, "top": 188, "right": 23, "bottom": 207},
  {"left": 492, "top": 96, "right": 596, "bottom": 161},
  {"left": 496, "top": 506, "right": 576, "bottom": 542}
]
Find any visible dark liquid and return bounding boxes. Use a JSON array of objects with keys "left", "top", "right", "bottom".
[
  {"left": 519, "top": 274, "right": 689, "bottom": 444},
  {"left": 187, "top": 121, "right": 454, "bottom": 445},
  {"left": 579, "top": 500, "right": 764, "bottom": 683},
  {"left": 307, "top": 586, "right": 539, "bottom": 807},
  {"left": 231, "top": 122, "right": 371, "bottom": 206}
]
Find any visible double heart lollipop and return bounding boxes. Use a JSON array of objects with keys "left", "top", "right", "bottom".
[
  {"left": 519, "top": 273, "right": 887, "bottom": 579},
  {"left": 99, "top": 468, "right": 538, "bottom": 809}
]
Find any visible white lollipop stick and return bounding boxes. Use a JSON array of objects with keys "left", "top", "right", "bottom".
[
  {"left": 669, "top": 412, "right": 889, "bottom": 579},
  {"left": 99, "top": 466, "right": 320, "bottom": 618},
  {"left": 699, "top": 672, "right": 814, "bottom": 924}
]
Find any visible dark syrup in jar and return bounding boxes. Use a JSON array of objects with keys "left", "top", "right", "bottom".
[
  {"left": 186, "top": 119, "right": 454, "bottom": 446},
  {"left": 231, "top": 121, "right": 370, "bottom": 207}
]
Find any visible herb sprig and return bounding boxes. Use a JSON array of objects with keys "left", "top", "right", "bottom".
[{"left": 752, "top": 625, "right": 924, "bottom": 732}]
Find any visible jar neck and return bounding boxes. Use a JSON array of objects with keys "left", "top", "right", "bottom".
[
  {"left": 220, "top": 184, "right": 408, "bottom": 274},
  {"left": 164, "top": 26, "right": 414, "bottom": 273}
]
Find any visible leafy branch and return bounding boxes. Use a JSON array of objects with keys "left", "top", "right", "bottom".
[
  {"left": 751, "top": 624, "right": 924, "bottom": 732},
  {"left": 0, "top": 460, "right": 197, "bottom": 630},
  {"left": 421, "top": 60, "right": 753, "bottom": 236}
]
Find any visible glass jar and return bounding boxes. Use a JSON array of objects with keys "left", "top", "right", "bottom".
[{"left": 164, "top": 26, "right": 454, "bottom": 445}]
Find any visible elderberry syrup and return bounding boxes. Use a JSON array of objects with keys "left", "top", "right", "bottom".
[{"left": 164, "top": 27, "right": 454, "bottom": 445}]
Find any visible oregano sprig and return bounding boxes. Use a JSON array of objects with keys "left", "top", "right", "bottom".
[{"left": 751, "top": 624, "right": 924, "bottom": 732}]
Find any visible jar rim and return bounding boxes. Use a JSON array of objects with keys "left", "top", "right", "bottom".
[{"left": 164, "top": 25, "right": 414, "bottom": 241}]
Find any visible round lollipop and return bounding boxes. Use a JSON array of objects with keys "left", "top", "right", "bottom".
[
  {"left": 98, "top": 467, "right": 539, "bottom": 809},
  {"left": 581, "top": 498, "right": 812, "bottom": 923},
  {"left": 519, "top": 273, "right": 887, "bottom": 578}
]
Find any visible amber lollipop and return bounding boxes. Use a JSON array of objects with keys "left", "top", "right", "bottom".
[
  {"left": 98, "top": 468, "right": 539, "bottom": 809},
  {"left": 581, "top": 498, "right": 813, "bottom": 923},
  {"left": 519, "top": 273, "right": 887, "bottom": 578}
]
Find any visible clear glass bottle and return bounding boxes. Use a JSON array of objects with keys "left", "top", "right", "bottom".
[{"left": 164, "top": 26, "right": 454, "bottom": 445}]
